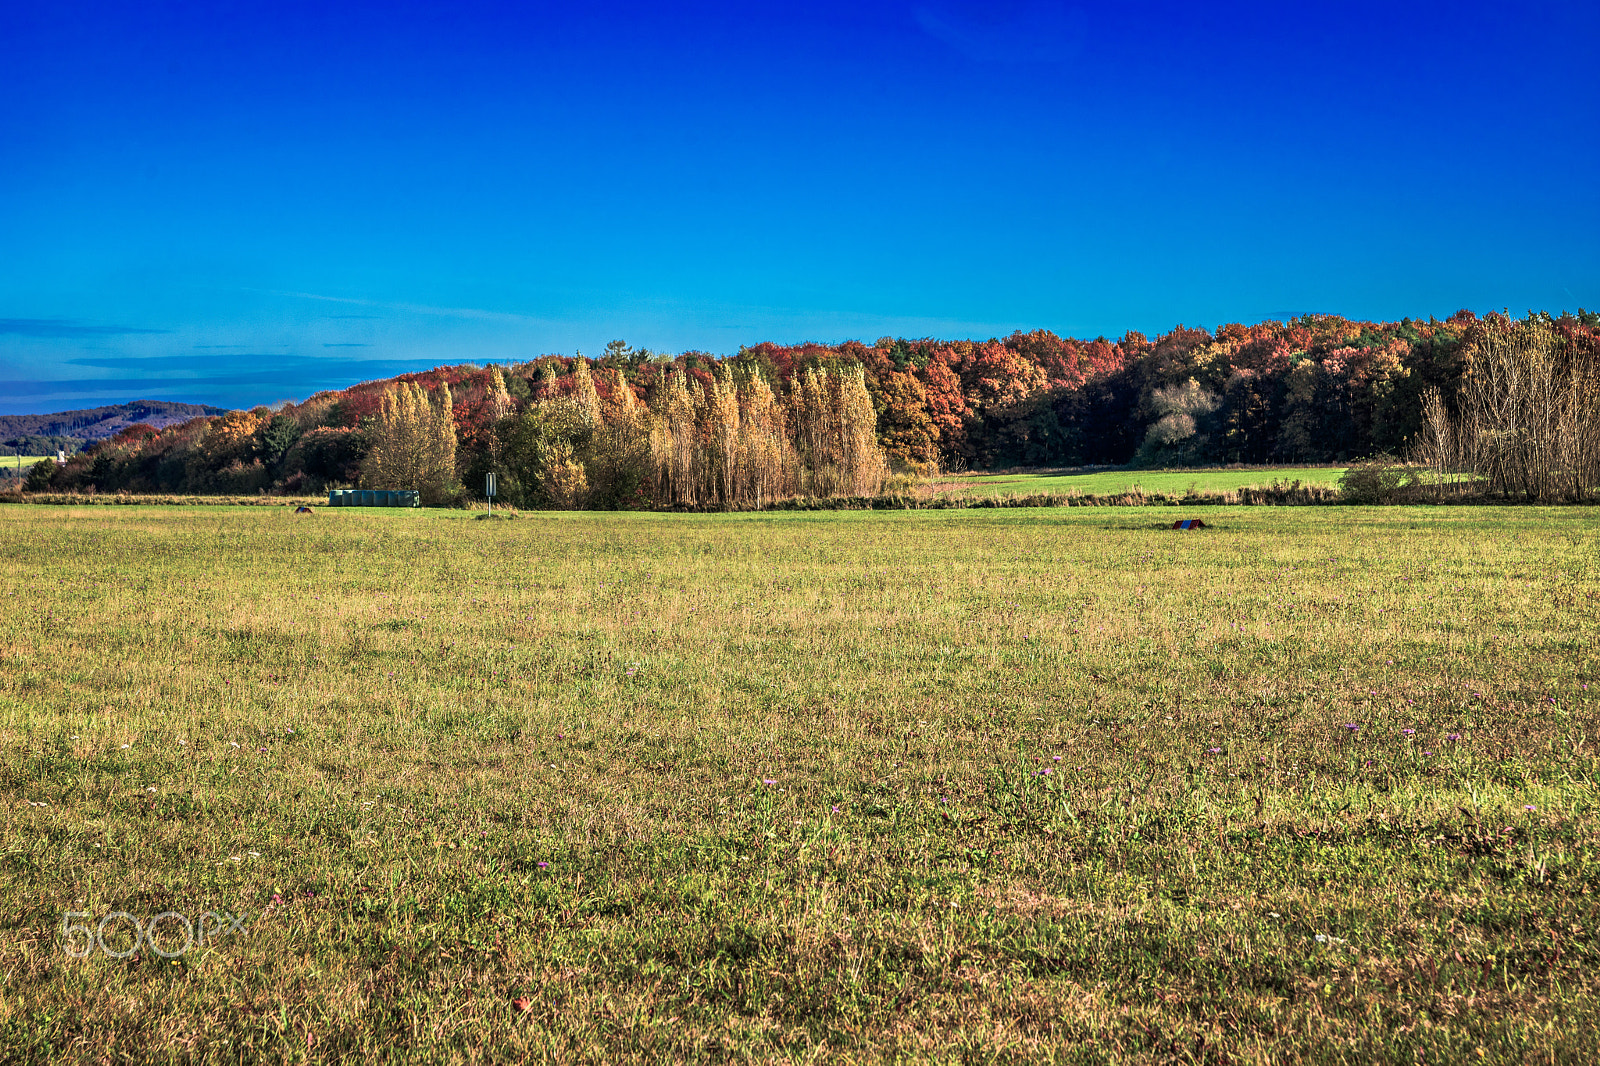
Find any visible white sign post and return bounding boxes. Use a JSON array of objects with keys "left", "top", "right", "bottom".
[{"left": 485, "top": 471, "right": 496, "bottom": 516}]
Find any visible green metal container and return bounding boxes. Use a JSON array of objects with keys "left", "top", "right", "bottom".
[{"left": 327, "top": 488, "right": 420, "bottom": 507}]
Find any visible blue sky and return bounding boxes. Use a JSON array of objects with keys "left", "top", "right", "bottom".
[{"left": 2, "top": 0, "right": 1596, "bottom": 413}]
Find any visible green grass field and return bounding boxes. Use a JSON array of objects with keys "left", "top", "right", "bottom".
[
  {"left": 2, "top": 503, "right": 1597, "bottom": 1063},
  {"left": 0, "top": 457, "right": 51, "bottom": 476},
  {"left": 935, "top": 466, "right": 1346, "bottom": 498}
]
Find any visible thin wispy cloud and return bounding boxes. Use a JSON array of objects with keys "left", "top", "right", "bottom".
[
  {"left": 63, "top": 354, "right": 438, "bottom": 375},
  {"left": 913, "top": 2, "right": 1085, "bottom": 63},
  {"left": 6, "top": 356, "right": 452, "bottom": 399},
  {"left": 68, "top": 354, "right": 306, "bottom": 371},
  {"left": 0, "top": 377, "right": 287, "bottom": 397},
  {"left": 0, "top": 318, "right": 172, "bottom": 338},
  {"left": 322, "top": 342, "right": 371, "bottom": 347},
  {"left": 264, "top": 289, "right": 556, "bottom": 326}
]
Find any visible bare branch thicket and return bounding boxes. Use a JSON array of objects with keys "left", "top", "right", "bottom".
[
  {"left": 1409, "top": 386, "right": 1458, "bottom": 501},
  {"left": 1454, "top": 316, "right": 1600, "bottom": 501}
]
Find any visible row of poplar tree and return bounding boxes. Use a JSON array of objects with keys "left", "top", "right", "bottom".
[{"left": 354, "top": 360, "right": 886, "bottom": 508}]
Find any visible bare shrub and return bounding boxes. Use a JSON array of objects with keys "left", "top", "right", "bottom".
[
  {"left": 1454, "top": 315, "right": 1600, "bottom": 501},
  {"left": 1408, "top": 386, "right": 1463, "bottom": 501}
]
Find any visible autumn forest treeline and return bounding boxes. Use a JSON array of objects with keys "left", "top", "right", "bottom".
[{"left": 20, "top": 309, "right": 1600, "bottom": 506}]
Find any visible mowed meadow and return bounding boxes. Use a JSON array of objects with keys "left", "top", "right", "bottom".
[
  {"left": 1, "top": 504, "right": 1598, "bottom": 1064},
  {"left": 932, "top": 467, "right": 1346, "bottom": 500}
]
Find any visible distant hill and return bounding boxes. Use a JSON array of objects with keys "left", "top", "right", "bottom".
[{"left": 0, "top": 400, "right": 233, "bottom": 443}]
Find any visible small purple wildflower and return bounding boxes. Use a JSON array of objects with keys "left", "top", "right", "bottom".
[
  {"left": 1402, "top": 729, "right": 1416, "bottom": 736},
  {"left": 1446, "top": 733, "right": 1460, "bottom": 741},
  {"left": 1343, "top": 723, "right": 1359, "bottom": 732},
  {"left": 1525, "top": 805, "right": 1537, "bottom": 812},
  {"left": 762, "top": 779, "right": 776, "bottom": 785},
  {"left": 537, "top": 861, "right": 549, "bottom": 868},
  {"left": 1208, "top": 747, "right": 1221, "bottom": 754}
]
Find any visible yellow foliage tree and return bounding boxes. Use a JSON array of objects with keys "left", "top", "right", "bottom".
[
  {"left": 649, "top": 369, "right": 699, "bottom": 506},
  {"left": 570, "top": 359, "right": 601, "bottom": 428},
  {"left": 361, "top": 381, "right": 457, "bottom": 504},
  {"left": 734, "top": 372, "right": 800, "bottom": 504},
  {"left": 485, "top": 365, "right": 513, "bottom": 424},
  {"left": 644, "top": 367, "right": 803, "bottom": 507},
  {"left": 198, "top": 409, "right": 262, "bottom": 467},
  {"left": 792, "top": 364, "right": 887, "bottom": 497}
]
